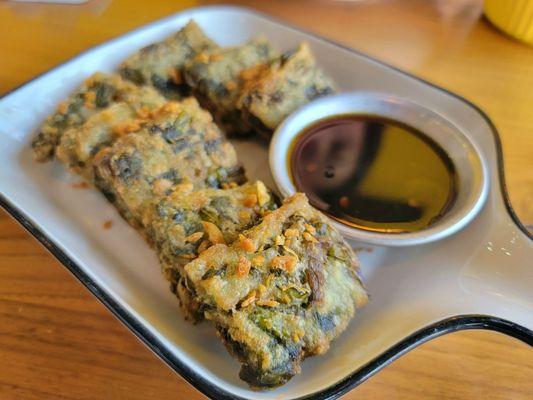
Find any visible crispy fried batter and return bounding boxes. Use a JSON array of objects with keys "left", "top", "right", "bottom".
[
  {"left": 56, "top": 85, "right": 166, "bottom": 181},
  {"left": 32, "top": 22, "right": 368, "bottom": 390},
  {"left": 144, "top": 181, "right": 277, "bottom": 321},
  {"left": 184, "top": 38, "right": 278, "bottom": 134},
  {"left": 238, "top": 43, "right": 336, "bottom": 135},
  {"left": 182, "top": 193, "right": 367, "bottom": 387},
  {"left": 119, "top": 21, "right": 217, "bottom": 98},
  {"left": 92, "top": 98, "right": 243, "bottom": 229},
  {"left": 32, "top": 73, "right": 143, "bottom": 162}
]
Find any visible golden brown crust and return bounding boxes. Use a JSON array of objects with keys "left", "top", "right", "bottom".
[
  {"left": 184, "top": 38, "right": 278, "bottom": 134},
  {"left": 238, "top": 43, "right": 336, "bottom": 133},
  {"left": 146, "top": 181, "right": 277, "bottom": 321},
  {"left": 56, "top": 85, "right": 166, "bottom": 181},
  {"left": 32, "top": 73, "right": 143, "bottom": 162},
  {"left": 119, "top": 20, "right": 217, "bottom": 98},
  {"left": 31, "top": 25, "right": 367, "bottom": 390},
  {"left": 182, "top": 193, "right": 367, "bottom": 387},
  {"left": 92, "top": 98, "right": 243, "bottom": 229}
]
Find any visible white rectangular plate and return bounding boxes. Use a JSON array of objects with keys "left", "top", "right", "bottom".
[{"left": 0, "top": 6, "right": 531, "bottom": 400}]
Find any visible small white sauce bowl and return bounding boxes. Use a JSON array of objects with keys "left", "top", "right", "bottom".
[{"left": 269, "top": 92, "right": 489, "bottom": 246}]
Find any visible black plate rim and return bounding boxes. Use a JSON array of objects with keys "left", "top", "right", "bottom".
[{"left": 0, "top": 5, "right": 531, "bottom": 400}]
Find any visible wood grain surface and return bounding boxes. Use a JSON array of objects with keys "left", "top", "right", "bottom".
[{"left": 0, "top": 0, "right": 531, "bottom": 399}]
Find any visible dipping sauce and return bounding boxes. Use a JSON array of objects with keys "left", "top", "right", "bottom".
[{"left": 289, "top": 115, "right": 458, "bottom": 233}]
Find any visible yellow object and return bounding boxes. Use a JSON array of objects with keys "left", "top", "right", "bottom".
[{"left": 484, "top": 0, "right": 533, "bottom": 45}]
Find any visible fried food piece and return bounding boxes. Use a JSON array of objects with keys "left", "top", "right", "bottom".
[
  {"left": 32, "top": 73, "right": 143, "bottom": 162},
  {"left": 56, "top": 85, "right": 166, "bottom": 181},
  {"left": 93, "top": 99, "right": 244, "bottom": 229},
  {"left": 182, "top": 193, "right": 368, "bottom": 388},
  {"left": 144, "top": 181, "right": 278, "bottom": 321},
  {"left": 238, "top": 43, "right": 336, "bottom": 135},
  {"left": 184, "top": 38, "right": 278, "bottom": 134},
  {"left": 119, "top": 20, "right": 217, "bottom": 98}
]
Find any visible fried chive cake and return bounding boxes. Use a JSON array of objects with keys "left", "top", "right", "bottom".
[
  {"left": 56, "top": 85, "right": 166, "bottom": 181},
  {"left": 119, "top": 21, "right": 217, "bottom": 98},
  {"left": 184, "top": 38, "right": 278, "bottom": 134},
  {"left": 238, "top": 42, "right": 336, "bottom": 136},
  {"left": 92, "top": 99, "right": 244, "bottom": 230},
  {"left": 144, "top": 181, "right": 278, "bottom": 321},
  {"left": 32, "top": 73, "right": 143, "bottom": 162},
  {"left": 182, "top": 193, "right": 368, "bottom": 388}
]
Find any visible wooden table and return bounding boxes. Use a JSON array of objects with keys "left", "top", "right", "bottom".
[{"left": 0, "top": 0, "right": 531, "bottom": 399}]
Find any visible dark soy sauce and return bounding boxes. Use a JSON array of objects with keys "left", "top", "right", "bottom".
[{"left": 289, "top": 115, "right": 458, "bottom": 233}]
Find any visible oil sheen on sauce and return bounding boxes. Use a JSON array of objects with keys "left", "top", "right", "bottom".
[{"left": 289, "top": 114, "right": 458, "bottom": 233}]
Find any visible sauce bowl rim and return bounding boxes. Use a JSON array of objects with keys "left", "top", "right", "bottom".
[{"left": 269, "top": 91, "right": 489, "bottom": 246}]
